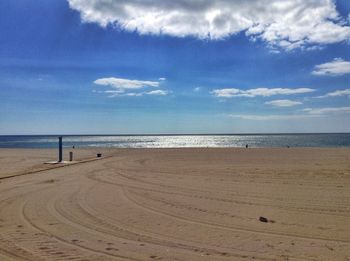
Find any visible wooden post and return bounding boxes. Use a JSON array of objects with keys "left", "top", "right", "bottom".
[
  {"left": 69, "top": 151, "right": 73, "bottom": 161},
  {"left": 58, "top": 136, "right": 63, "bottom": 162}
]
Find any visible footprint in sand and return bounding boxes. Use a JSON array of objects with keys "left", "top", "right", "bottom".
[{"left": 105, "top": 247, "right": 119, "bottom": 251}]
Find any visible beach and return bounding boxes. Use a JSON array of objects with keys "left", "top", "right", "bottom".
[{"left": 0, "top": 148, "right": 349, "bottom": 260}]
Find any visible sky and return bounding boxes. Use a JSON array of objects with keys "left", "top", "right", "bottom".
[{"left": 1, "top": 0, "right": 350, "bottom": 134}]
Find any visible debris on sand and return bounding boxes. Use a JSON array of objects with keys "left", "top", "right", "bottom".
[{"left": 259, "top": 216, "right": 268, "bottom": 223}]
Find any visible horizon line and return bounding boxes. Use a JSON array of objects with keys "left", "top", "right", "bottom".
[{"left": 1, "top": 132, "right": 350, "bottom": 136}]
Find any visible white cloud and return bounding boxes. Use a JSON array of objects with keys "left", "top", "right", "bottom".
[
  {"left": 193, "top": 87, "right": 201, "bottom": 92},
  {"left": 212, "top": 88, "right": 315, "bottom": 98},
  {"left": 212, "top": 88, "right": 240, "bottom": 98},
  {"left": 316, "top": 89, "right": 350, "bottom": 98},
  {"left": 303, "top": 107, "right": 350, "bottom": 115},
  {"left": 312, "top": 58, "right": 350, "bottom": 76},
  {"left": 265, "top": 99, "right": 302, "bottom": 107},
  {"left": 119, "top": 92, "right": 143, "bottom": 97},
  {"left": 94, "top": 77, "right": 168, "bottom": 97},
  {"left": 146, "top": 90, "right": 168, "bottom": 96},
  {"left": 230, "top": 114, "right": 319, "bottom": 121},
  {"left": 159, "top": 77, "right": 166, "bottom": 81},
  {"left": 94, "top": 77, "right": 159, "bottom": 90},
  {"left": 68, "top": 0, "right": 350, "bottom": 50}
]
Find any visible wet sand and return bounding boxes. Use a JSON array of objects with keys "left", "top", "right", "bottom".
[{"left": 0, "top": 148, "right": 349, "bottom": 260}]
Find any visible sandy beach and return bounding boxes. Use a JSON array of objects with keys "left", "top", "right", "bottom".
[{"left": 0, "top": 148, "right": 349, "bottom": 260}]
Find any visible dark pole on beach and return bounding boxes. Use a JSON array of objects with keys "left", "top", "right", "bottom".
[{"left": 58, "top": 136, "right": 63, "bottom": 162}]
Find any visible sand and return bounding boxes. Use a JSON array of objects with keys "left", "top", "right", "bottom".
[{"left": 0, "top": 148, "right": 349, "bottom": 260}]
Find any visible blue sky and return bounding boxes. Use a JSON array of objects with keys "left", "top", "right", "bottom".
[{"left": 1, "top": 0, "right": 350, "bottom": 134}]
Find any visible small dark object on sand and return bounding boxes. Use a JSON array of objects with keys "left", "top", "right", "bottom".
[
  {"left": 97, "top": 153, "right": 102, "bottom": 158},
  {"left": 246, "top": 144, "right": 249, "bottom": 148},
  {"left": 259, "top": 216, "right": 268, "bottom": 223}
]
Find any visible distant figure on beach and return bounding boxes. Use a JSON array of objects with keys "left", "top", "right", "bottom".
[
  {"left": 246, "top": 144, "right": 248, "bottom": 148},
  {"left": 72, "top": 145, "right": 75, "bottom": 149}
]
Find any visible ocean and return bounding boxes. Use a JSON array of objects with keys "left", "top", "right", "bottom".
[{"left": 0, "top": 134, "right": 349, "bottom": 148}]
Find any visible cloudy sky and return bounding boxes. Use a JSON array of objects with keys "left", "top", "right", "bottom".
[{"left": 1, "top": 0, "right": 350, "bottom": 134}]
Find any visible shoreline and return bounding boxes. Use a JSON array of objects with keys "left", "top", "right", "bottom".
[{"left": 1, "top": 147, "right": 349, "bottom": 179}]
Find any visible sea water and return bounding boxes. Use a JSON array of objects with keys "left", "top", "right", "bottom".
[{"left": 0, "top": 134, "right": 349, "bottom": 148}]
